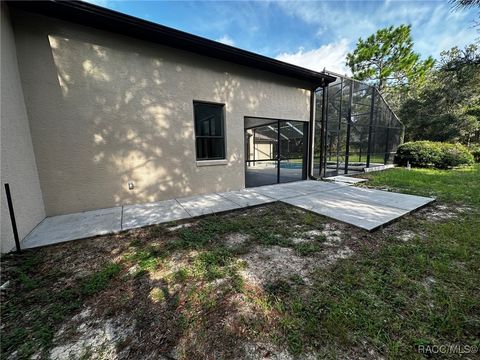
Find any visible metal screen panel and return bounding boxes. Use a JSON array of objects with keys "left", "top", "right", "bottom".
[{"left": 315, "top": 72, "right": 405, "bottom": 177}]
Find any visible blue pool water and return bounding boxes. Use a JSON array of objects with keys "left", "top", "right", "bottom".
[{"left": 280, "top": 163, "right": 303, "bottom": 169}]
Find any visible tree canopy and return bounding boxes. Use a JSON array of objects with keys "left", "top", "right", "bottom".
[
  {"left": 346, "top": 25, "right": 434, "bottom": 91},
  {"left": 346, "top": 22, "right": 479, "bottom": 146},
  {"left": 399, "top": 43, "right": 480, "bottom": 145}
]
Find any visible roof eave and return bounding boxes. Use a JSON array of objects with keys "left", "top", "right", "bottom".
[{"left": 6, "top": 0, "right": 336, "bottom": 87}]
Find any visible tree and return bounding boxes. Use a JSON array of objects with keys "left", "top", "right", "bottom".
[
  {"left": 399, "top": 43, "right": 480, "bottom": 145},
  {"left": 450, "top": 0, "right": 480, "bottom": 9},
  {"left": 346, "top": 25, "right": 434, "bottom": 92},
  {"left": 450, "top": 0, "right": 480, "bottom": 30}
]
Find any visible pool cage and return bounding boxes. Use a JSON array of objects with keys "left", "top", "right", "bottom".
[{"left": 314, "top": 72, "right": 404, "bottom": 177}]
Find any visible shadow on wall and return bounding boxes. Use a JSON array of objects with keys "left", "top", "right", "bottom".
[
  {"left": 32, "top": 31, "right": 263, "bottom": 214},
  {"left": 17, "top": 11, "right": 310, "bottom": 216},
  {"left": 48, "top": 35, "right": 197, "bottom": 207}
]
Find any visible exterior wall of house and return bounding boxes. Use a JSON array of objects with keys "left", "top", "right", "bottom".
[
  {"left": 11, "top": 9, "right": 311, "bottom": 216},
  {"left": 1, "top": 6, "right": 46, "bottom": 253}
]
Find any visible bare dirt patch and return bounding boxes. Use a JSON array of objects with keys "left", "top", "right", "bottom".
[
  {"left": 321, "top": 223, "right": 344, "bottom": 246},
  {"left": 416, "top": 203, "right": 474, "bottom": 222},
  {"left": 224, "top": 233, "right": 251, "bottom": 248},
  {"left": 240, "top": 246, "right": 317, "bottom": 285},
  {"left": 325, "top": 246, "right": 354, "bottom": 263},
  {"left": 240, "top": 241, "right": 354, "bottom": 287},
  {"left": 48, "top": 309, "right": 135, "bottom": 360},
  {"left": 290, "top": 229, "right": 321, "bottom": 244},
  {"left": 396, "top": 230, "right": 419, "bottom": 242}
]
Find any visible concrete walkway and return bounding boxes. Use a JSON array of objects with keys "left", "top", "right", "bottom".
[{"left": 21, "top": 180, "right": 434, "bottom": 249}]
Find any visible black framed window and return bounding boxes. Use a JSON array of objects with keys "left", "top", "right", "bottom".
[{"left": 193, "top": 102, "right": 225, "bottom": 160}]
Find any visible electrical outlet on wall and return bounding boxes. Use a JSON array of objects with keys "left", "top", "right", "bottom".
[{"left": 128, "top": 181, "right": 134, "bottom": 190}]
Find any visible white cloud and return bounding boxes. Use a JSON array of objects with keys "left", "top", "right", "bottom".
[
  {"left": 276, "top": 39, "right": 352, "bottom": 75},
  {"left": 275, "top": 0, "right": 478, "bottom": 60},
  {"left": 216, "top": 35, "right": 235, "bottom": 46},
  {"left": 276, "top": 1, "right": 377, "bottom": 40}
]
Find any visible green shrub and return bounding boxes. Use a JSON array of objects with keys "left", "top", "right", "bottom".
[
  {"left": 395, "top": 141, "right": 473, "bottom": 169},
  {"left": 437, "top": 143, "right": 474, "bottom": 168},
  {"left": 394, "top": 141, "right": 442, "bottom": 167},
  {"left": 470, "top": 146, "right": 480, "bottom": 163}
]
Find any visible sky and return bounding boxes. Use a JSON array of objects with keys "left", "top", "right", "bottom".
[{"left": 84, "top": 0, "right": 478, "bottom": 75}]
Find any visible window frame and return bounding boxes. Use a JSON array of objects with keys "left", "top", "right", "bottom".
[{"left": 193, "top": 101, "right": 226, "bottom": 161}]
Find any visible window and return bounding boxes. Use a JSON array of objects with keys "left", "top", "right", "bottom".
[{"left": 193, "top": 102, "right": 225, "bottom": 160}]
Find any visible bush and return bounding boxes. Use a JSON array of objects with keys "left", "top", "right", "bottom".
[
  {"left": 437, "top": 143, "right": 474, "bottom": 168},
  {"left": 395, "top": 141, "right": 474, "bottom": 169},
  {"left": 470, "top": 146, "right": 480, "bottom": 163},
  {"left": 394, "top": 141, "right": 442, "bottom": 167}
]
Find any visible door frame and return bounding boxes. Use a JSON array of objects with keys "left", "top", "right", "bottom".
[{"left": 244, "top": 117, "right": 308, "bottom": 187}]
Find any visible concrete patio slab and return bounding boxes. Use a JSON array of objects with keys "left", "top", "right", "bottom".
[
  {"left": 248, "top": 183, "right": 307, "bottom": 200},
  {"left": 329, "top": 186, "right": 434, "bottom": 211},
  {"left": 252, "top": 180, "right": 346, "bottom": 199},
  {"left": 22, "top": 207, "right": 122, "bottom": 249},
  {"left": 122, "top": 199, "right": 191, "bottom": 230},
  {"left": 282, "top": 192, "right": 410, "bottom": 231},
  {"left": 176, "top": 193, "right": 241, "bottom": 217},
  {"left": 217, "top": 189, "right": 276, "bottom": 207},
  {"left": 18, "top": 180, "right": 435, "bottom": 250},
  {"left": 284, "top": 180, "right": 349, "bottom": 193}
]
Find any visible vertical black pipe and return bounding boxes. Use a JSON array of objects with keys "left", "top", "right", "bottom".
[
  {"left": 303, "top": 121, "right": 309, "bottom": 180},
  {"left": 253, "top": 128, "right": 256, "bottom": 162},
  {"left": 307, "top": 87, "right": 315, "bottom": 179},
  {"left": 276, "top": 120, "right": 280, "bottom": 183},
  {"left": 359, "top": 142, "right": 362, "bottom": 163},
  {"left": 345, "top": 79, "right": 353, "bottom": 174},
  {"left": 384, "top": 115, "right": 391, "bottom": 165},
  {"left": 4, "top": 183, "right": 21, "bottom": 254},
  {"left": 321, "top": 85, "right": 328, "bottom": 177},
  {"left": 336, "top": 79, "right": 342, "bottom": 174},
  {"left": 366, "top": 87, "right": 376, "bottom": 168}
]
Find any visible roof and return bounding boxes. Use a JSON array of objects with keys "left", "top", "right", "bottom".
[{"left": 7, "top": 1, "right": 336, "bottom": 88}]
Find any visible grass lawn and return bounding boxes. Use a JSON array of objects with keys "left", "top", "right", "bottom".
[
  {"left": 359, "top": 164, "right": 480, "bottom": 206},
  {"left": 1, "top": 165, "right": 479, "bottom": 359}
]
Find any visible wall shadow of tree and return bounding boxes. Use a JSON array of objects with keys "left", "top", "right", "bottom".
[{"left": 14, "top": 9, "right": 311, "bottom": 216}]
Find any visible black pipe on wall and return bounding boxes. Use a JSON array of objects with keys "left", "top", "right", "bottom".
[{"left": 4, "top": 183, "right": 21, "bottom": 254}]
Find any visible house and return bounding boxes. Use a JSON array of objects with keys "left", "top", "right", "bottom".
[{"left": 1, "top": 1, "right": 402, "bottom": 253}]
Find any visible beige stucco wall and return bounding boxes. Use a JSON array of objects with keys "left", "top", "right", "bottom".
[
  {"left": 12, "top": 9, "right": 311, "bottom": 216},
  {"left": 1, "top": 5, "right": 46, "bottom": 253}
]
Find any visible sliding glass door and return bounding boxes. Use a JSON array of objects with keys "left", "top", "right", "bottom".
[
  {"left": 278, "top": 121, "right": 307, "bottom": 183},
  {"left": 245, "top": 117, "right": 307, "bottom": 187}
]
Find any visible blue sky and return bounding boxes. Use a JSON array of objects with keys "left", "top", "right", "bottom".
[{"left": 85, "top": 0, "right": 478, "bottom": 74}]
